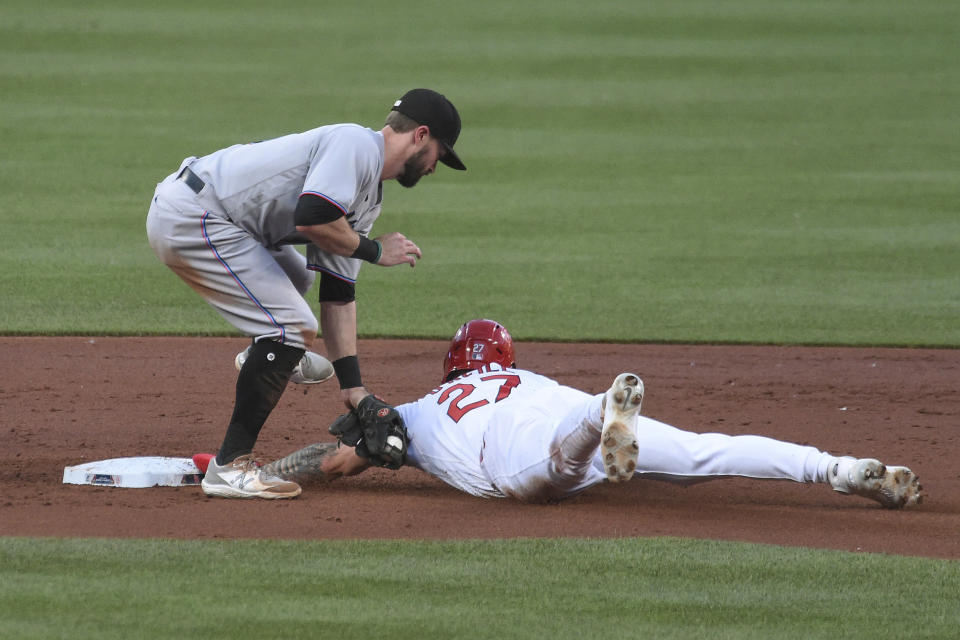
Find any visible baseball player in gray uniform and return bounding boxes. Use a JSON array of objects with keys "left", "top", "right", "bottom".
[
  {"left": 262, "top": 319, "right": 923, "bottom": 509},
  {"left": 146, "top": 89, "right": 465, "bottom": 499}
]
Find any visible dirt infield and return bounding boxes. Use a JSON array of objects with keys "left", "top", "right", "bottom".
[{"left": 2, "top": 337, "right": 957, "bottom": 559}]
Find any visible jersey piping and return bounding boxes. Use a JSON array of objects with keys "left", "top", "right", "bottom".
[
  {"left": 306, "top": 263, "right": 357, "bottom": 284},
  {"left": 300, "top": 190, "right": 348, "bottom": 216},
  {"left": 201, "top": 211, "right": 287, "bottom": 342}
]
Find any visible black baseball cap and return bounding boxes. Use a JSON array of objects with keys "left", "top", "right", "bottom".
[{"left": 391, "top": 88, "right": 466, "bottom": 171}]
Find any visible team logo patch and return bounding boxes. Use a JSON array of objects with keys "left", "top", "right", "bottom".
[{"left": 377, "top": 408, "right": 390, "bottom": 418}]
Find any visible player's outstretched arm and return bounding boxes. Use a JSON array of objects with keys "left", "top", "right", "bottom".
[
  {"left": 263, "top": 442, "right": 371, "bottom": 485},
  {"left": 320, "top": 301, "right": 371, "bottom": 410}
]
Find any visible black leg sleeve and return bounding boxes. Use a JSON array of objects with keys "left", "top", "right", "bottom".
[{"left": 217, "top": 340, "right": 305, "bottom": 464}]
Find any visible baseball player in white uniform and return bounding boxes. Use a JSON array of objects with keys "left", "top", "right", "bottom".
[
  {"left": 146, "top": 89, "right": 466, "bottom": 499},
  {"left": 264, "top": 319, "right": 923, "bottom": 509}
]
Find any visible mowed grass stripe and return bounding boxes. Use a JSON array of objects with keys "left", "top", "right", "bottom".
[
  {"left": 0, "top": 0, "right": 957, "bottom": 344},
  {"left": 2, "top": 536, "right": 959, "bottom": 639}
]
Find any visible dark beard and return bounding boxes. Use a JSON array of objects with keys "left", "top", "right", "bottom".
[{"left": 396, "top": 148, "right": 429, "bottom": 188}]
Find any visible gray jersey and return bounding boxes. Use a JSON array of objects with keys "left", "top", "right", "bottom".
[
  {"left": 147, "top": 123, "right": 386, "bottom": 348},
  {"left": 189, "top": 123, "right": 384, "bottom": 266}
]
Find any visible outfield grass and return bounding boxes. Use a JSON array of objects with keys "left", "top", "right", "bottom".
[
  {"left": 3, "top": 537, "right": 958, "bottom": 640},
  {"left": 1, "top": 0, "right": 957, "bottom": 344}
]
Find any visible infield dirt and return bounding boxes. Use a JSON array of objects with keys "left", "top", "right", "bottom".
[{"left": 2, "top": 337, "right": 957, "bottom": 559}]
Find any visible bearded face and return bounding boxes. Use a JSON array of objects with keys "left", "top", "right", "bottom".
[{"left": 396, "top": 147, "right": 431, "bottom": 188}]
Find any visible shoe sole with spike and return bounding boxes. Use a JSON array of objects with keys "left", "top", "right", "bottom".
[{"left": 601, "top": 373, "right": 644, "bottom": 483}]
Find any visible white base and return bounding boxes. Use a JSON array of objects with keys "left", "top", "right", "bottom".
[{"left": 62, "top": 457, "right": 203, "bottom": 488}]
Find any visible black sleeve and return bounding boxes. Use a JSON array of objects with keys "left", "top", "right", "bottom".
[
  {"left": 318, "top": 271, "right": 356, "bottom": 303},
  {"left": 294, "top": 193, "right": 346, "bottom": 226}
]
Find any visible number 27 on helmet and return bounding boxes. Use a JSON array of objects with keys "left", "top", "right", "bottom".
[{"left": 442, "top": 319, "right": 516, "bottom": 382}]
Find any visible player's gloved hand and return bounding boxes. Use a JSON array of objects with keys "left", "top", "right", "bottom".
[
  {"left": 329, "top": 411, "right": 363, "bottom": 447},
  {"left": 329, "top": 395, "right": 409, "bottom": 470}
]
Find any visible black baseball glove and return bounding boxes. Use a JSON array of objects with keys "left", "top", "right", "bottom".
[{"left": 329, "top": 394, "right": 409, "bottom": 470}]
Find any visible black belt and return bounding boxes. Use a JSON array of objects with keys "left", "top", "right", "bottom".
[{"left": 178, "top": 166, "right": 206, "bottom": 194}]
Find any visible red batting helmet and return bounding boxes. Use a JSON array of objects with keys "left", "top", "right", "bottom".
[{"left": 442, "top": 319, "right": 516, "bottom": 382}]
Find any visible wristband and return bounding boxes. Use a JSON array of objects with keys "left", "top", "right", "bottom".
[
  {"left": 332, "top": 355, "right": 363, "bottom": 389},
  {"left": 350, "top": 236, "right": 382, "bottom": 264}
]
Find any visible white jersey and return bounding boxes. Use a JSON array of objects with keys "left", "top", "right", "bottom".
[
  {"left": 397, "top": 364, "right": 559, "bottom": 497},
  {"left": 395, "top": 365, "right": 832, "bottom": 503}
]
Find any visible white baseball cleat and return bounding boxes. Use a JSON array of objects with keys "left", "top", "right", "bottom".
[
  {"left": 201, "top": 454, "right": 302, "bottom": 499},
  {"left": 827, "top": 457, "right": 922, "bottom": 509},
  {"left": 601, "top": 373, "right": 644, "bottom": 483},
  {"left": 235, "top": 346, "right": 334, "bottom": 385}
]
